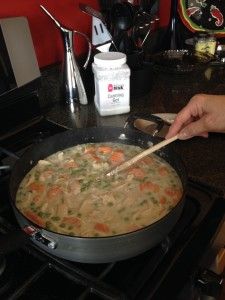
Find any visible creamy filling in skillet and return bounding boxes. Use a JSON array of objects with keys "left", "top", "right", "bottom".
[{"left": 15, "top": 143, "right": 183, "bottom": 237}]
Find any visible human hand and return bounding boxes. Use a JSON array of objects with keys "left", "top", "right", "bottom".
[{"left": 166, "top": 94, "right": 225, "bottom": 140}]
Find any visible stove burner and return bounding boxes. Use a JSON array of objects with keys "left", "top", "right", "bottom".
[
  {"left": 0, "top": 147, "right": 18, "bottom": 184},
  {"left": 0, "top": 256, "right": 6, "bottom": 275},
  {"left": 0, "top": 117, "right": 68, "bottom": 154},
  {"left": 0, "top": 164, "right": 10, "bottom": 185},
  {"left": 0, "top": 256, "right": 13, "bottom": 296},
  {"left": 32, "top": 130, "right": 52, "bottom": 143},
  {"left": 0, "top": 117, "right": 224, "bottom": 299}
]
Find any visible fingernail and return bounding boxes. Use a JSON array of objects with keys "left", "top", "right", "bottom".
[{"left": 178, "top": 131, "right": 189, "bottom": 140}]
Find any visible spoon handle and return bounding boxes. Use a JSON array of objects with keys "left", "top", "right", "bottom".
[{"left": 106, "top": 135, "right": 178, "bottom": 177}]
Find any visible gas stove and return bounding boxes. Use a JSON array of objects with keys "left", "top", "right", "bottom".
[{"left": 0, "top": 110, "right": 224, "bottom": 299}]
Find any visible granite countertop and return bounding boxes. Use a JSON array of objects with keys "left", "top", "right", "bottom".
[{"left": 39, "top": 63, "right": 225, "bottom": 195}]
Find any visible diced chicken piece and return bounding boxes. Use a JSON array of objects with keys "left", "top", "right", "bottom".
[
  {"left": 123, "top": 196, "right": 136, "bottom": 207},
  {"left": 92, "top": 162, "right": 109, "bottom": 170},
  {"left": 37, "top": 160, "right": 52, "bottom": 166},
  {"left": 113, "top": 182, "right": 129, "bottom": 191},
  {"left": 91, "top": 208, "right": 114, "bottom": 223},
  {"left": 57, "top": 152, "right": 64, "bottom": 161},
  {"left": 47, "top": 205, "right": 58, "bottom": 215},
  {"left": 47, "top": 185, "right": 63, "bottom": 200},
  {"left": 63, "top": 159, "right": 77, "bottom": 169},
  {"left": 56, "top": 203, "right": 68, "bottom": 218},
  {"left": 63, "top": 193, "right": 81, "bottom": 210},
  {"left": 25, "top": 174, "right": 36, "bottom": 187},
  {"left": 101, "top": 194, "right": 116, "bottom": 206},
  {"left": 67, "top": 179, "right": 81, "bottom": 195},
  {"left": 79, "top": 200, "right": 93, "bottom": 215},
  {"left": 40, "top": 202, "right": 49, "bottom": 212},
  {"left": 39, "top": 170, "right": 53, "bottom": 181}
]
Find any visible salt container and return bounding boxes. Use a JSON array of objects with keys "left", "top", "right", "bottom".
[{"left": 92, "top": 52, "right": 131, "bottom": 116}]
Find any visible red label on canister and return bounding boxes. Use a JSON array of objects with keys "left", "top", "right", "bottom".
[{"left": 108, "top": 84, "right": 113, "bottom": 92}]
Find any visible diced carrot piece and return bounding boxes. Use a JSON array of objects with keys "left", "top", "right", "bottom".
[
  {"left": 58, "top": 174, "right": 69, "bottom": 179},
  {"left": 63, "top": 216, "right": 81, "bottom": 228},
  {"left": 128, "top": 167, "right": 145, "bottom": 178},
  {"left": 158, "top": 166, "right": 169, "bottom": 176},
  {"left": 90, "top": 154, "right": 101, "bottom": 163},
  {"left": 33, "top": 195, "right": 41, "bottom": 202},
  {"left": 94, "top": 222, "right": 110, "bottom": 233},
  {"left": 63, "top": 161, "right": 77, "bottom": 168},
  {"left": 98, "top": 146, "right": 112, "bottom": 154},
  {"left": 141, "top": 157, "right": 153, "bottom": 164},
  {"left": 160, "top": 196, "right": 167, "bottom": 205},
  {"left": 110, "top": 150, "right": 125, "bottom": 164},
  {"left": 164, "top": 187, "right": 174, "bottom": 196},
  {"left": 164, "top": 187, "right": 182, "bottom": 204},
  {"left": 28, "top": 182, "right": 45, "bottom": 193},
  {"left": 139, "top": 182, "right": 160, "bottom": 193},
  {"left": 47, "top": 185, "right": 62, "bottom": 198},
  {"left": 24, "top": 211, "right": 45, "bottom": 227},
  {"left": 164, "top": 187, "right": 180, "bottom": 197}
]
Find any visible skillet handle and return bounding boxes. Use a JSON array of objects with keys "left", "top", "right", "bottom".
[
  {"left": 0, "top": 225, "right": 57, "bottom": 256},
  {"left": 0, "top": 229, "right": 28, "bottom": 256}
]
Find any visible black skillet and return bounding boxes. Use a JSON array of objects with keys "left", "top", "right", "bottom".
[{"left": 1, "top": 127, "right": 187, "bottom": 263}]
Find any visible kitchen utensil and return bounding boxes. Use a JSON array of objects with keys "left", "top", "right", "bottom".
[
  {"left": 111, "top": 2, "right": 136, "bottom": 54},
  {"left": 4, "top": 127, "right": 187, "bottom": 263},
  {"left": 40, "top": 5, "right": 91, "bottom": 105},
  {"left": 141, "top": 16, "right": 160, "bottom": 47},
  {"left": 79, "top": 3, "right": 118, "bottom": 51},
  {"left": 132, "top": 10, "right": 157, "bottom": 49},
  {"left": 91, "top": 16, "right": 112, "bottom": 52},
  {"left": 79, "top": 3, "right": 106, "bottom": 24},
  {"left": 106, "top": 135, "right": 178, "bottom": 177},
  {"left": 139, "top": 0, "right": 159, "bottom": 13},
  {"left": 111, "top": 2, "right": 134, "bottom": 31}
]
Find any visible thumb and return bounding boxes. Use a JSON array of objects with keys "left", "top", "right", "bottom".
[{"left": 178, "top": 119, "right": 208, "bottom": 140}]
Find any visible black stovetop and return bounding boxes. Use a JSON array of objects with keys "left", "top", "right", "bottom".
[{"left": 0, "top": 117, "right": 225, "bottom": 300}]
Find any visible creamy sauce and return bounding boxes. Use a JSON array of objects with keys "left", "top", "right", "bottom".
[{"left": 16, "top": 143, "right": 183, "bottom": 237}]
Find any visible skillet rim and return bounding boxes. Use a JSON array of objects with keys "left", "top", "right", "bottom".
[{"left": 9, "top": 126, "right": 188, "bottom": 240}]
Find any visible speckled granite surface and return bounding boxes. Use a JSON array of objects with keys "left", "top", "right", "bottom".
[{"left": 38, "top": 63, "right": 225, "bottom": 195}]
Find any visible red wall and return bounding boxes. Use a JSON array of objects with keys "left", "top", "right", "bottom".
[
  {"left": 0, "top": 0, "right": 99, "bottom": 68},
  {"left": 0, "top": 0, "right": 170, "bottom": 68},
  {"left": 159, "top": 0, "right": 171, "bottom": 27}
]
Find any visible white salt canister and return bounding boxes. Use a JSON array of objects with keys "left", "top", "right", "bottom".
[{"left": 92, "top": 52, "right": 131, "bottom": 116}]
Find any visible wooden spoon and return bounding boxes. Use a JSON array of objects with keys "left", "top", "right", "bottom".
[{"left": 106, "top": 135, "right": 178, "bottom": 177}]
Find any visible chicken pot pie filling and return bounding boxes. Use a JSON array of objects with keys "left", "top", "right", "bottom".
[{"left": 16, "top": 143, "right": 183, "bottom": 237}]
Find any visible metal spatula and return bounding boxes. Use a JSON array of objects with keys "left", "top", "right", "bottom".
[
  {"left": 79, "top": 3, "right": 118, "bottom": 51},
  {"left": 106, "top": 135, "right": 178, "bottom": 177},
  {"left": 79, "top": 3, "right": 106, "bottom": 24}
]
